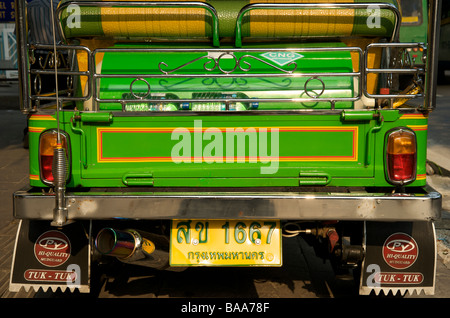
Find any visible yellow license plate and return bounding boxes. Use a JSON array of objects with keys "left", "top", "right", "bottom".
[{"left": 170, "top": 219, "right": 282, "bottom": 266}]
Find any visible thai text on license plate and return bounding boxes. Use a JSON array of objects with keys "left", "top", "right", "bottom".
[{"left": 170, "top": 219, "right": 282, "bottom": 266}]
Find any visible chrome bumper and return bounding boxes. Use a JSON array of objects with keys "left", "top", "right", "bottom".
[{"left": 13, "top": 186, "right": 442, "bottom": 221}]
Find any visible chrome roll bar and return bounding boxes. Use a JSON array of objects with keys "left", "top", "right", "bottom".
[
  {"left": 55, "top": 1, "right": 220, "bottom": 47},
  {"left": 234, "top": 2, "right": 402, "bottom": 47}
]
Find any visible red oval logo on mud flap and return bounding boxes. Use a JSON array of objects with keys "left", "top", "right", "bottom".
[
  {"left": 34, "top": 231, "right": 71, "bottom": 267},
  {"left": 382, "top": 233, "right": 418, "bottom": 270}
]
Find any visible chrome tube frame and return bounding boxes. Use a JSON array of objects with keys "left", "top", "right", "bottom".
[
  {"left": 91, "top": 46, "right": 364, "bottom": 111},
  {"left": 364, "top": 42, "right": 426, "bottom": 99},
  {"left": 55, "top": 1, "right": 220, "bottom": 47},
  {"left": 234, "top": 2, "right": 402, "bottom": 47},
  {"left": 26, "top": 43, "right": 425, "bottom": 111},
  {"left": 29, "top": 44, "right": 93, "bottom": 102},
  {"left": 16, "top": 1, "right": 435, "bottom": 113}
]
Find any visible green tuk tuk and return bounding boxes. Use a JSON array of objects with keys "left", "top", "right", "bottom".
[{"left": 10, "top": 0, "right": 442, "bottom": 296}]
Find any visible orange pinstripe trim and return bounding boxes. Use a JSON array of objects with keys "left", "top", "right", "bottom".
[
  {"left": 407, "top": 125, "right": 428, "bottom": 131},
  {"left": 400, "top": 114, "right": 428, "bottom": 120},
  {"left": 416, "top": 173, "right": 426, "bottom": 180},
  {"left": 28, "top": 127, "right": 46, "bottom": 133},
  {"left": 29, "top": 174, "right": 40, "bottom": 181},
  {"left": 97, "top": 126, "right": 359, "bottom": 163}
]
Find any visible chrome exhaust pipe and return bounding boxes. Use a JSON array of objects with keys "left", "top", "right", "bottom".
[{"left": 95, "top": 228, "right": 177, "bottom": 271}]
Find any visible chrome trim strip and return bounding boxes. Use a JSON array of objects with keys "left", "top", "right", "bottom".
[{"left": 14, "top": 187, "right": 442, "bottom": 221}]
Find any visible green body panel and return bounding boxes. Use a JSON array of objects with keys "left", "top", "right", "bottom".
[
  {"left": 33, "top": 0, "right": 428, "bottom": 192},
  {"left": 397, "top": 0, "right": 427, "bottom": 65},
  {"left": 27, "top": 109, "right": 428, "bottom": 189},
  {"left": 398, "top": 0, "right": 427, "bottom": 43},
  {"left": 83, "top": 114, "right": 368, "bottom": 182}
]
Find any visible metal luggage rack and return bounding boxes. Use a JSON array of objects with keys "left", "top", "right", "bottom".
[
  {"left": 25, "top": 42, "right": 426, "bottom": 113},
  {"left": 92, "top": 46, "right": 366, "bottom": 111},
  {"left": 17, "top": 1, "right": 432, "bottom": 114},
  {"left": 28, "top": 44, "right": 89, "bottom": 105}
]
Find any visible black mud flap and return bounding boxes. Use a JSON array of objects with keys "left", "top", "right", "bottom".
[
  {"left": 359, "top": 221, "right": 436, "bottom": 296},
  {"left": 9, "top": 220, "right": 90, "bottom": 293}
]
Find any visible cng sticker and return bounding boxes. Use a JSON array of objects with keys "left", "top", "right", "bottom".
[{"left": 260, "top": 52, "right": 304, "bottom": 66}]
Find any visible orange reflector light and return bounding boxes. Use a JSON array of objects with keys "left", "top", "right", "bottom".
[
  {"left": 39, "top": 130, "right": 69, "bottom": 185},
  {"left": 386, "top": 129, "right": 416, "bottom": 185}
]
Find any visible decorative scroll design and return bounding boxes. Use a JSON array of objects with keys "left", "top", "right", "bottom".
[
  {"left": 158, "top": 78, "right": 196, "bottom": 90},
  {"left": 29, "top": 48, "right": 71, "bottom": 96},
  {"left": 304, "top": 76, "right": 325, "bottom": 98},
  {"left": 238, "top": 55, "right": 297, "bottom": 73},
  {"left": 202, "top": 77, "right": 248, "bottom": 88},
  {"left": 129, "top": 77, "right": 151, "bottom": 99},
  {"left": 124, "top": 75, "right": 326, "bottom": 105},
  {"left": 158, "top": 52, "right": 298, "bottom": 75},
  {"left": 258, "top": 77, "right": 292, "bottom": 88},
  {"left": 29, "top": 49, "right": 69, "bottom": 70},
  {"left": 158, "top": 55, "right": 216, "bottom": 75}
]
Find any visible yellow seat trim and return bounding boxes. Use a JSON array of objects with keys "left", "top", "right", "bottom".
[
  {"left": 100, "top": 0, "right": 206, "bottom": 38},
  {"left": 248, "top": 0, "right": 355, "bottom": 38}
]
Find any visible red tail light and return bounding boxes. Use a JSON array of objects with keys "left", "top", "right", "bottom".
[
  {"left": 386, "top": 129, "right": 416, "bottom": 185},
  {"left": 39, "top": 130, "right": 70, "bottom": 185}
]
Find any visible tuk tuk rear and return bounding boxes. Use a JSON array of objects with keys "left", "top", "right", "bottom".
[{"left": 9, "top": 0, "right": 442, "bottom": 296}]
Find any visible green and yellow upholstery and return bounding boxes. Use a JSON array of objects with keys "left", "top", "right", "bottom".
[{"left": 59, "top": 0, "right": 399, "bottom": 43}]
